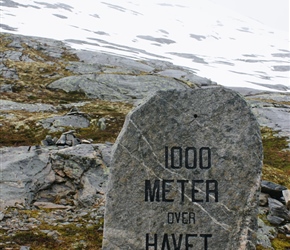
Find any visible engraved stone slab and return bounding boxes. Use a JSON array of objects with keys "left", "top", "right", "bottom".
[{"left": 103, "top": 87, "right": 263, "bottom": 250}]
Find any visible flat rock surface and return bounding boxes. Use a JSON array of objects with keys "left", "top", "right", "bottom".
[
  {"left": 0, "top": 100, "right": 56, "bottom": 112},
  {"left": 0, "top": 146, "right": 51, "bottom": 209},
  {"left": 245, "top": 92, "right": 290, "bottom": 140},
  {"left": 40, "top": 115, "right": 90, "bottom": 132},
  {"left": 48, "top": 73, "right": 192, "bottom": 103}
]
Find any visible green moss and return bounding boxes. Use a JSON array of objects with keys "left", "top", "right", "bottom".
[
  {"left": 250, "top": 98, "right": 290, "bottom": 106},
  {"left": 76, "top": 100, "right": 132, "bottom": 143},
  {"left": 261, "top": 127, "right": 290, "bottom": 188},
  {"left": 11, "top": 231, "right": 58, "bottom": 249},
  {"left": 256, "top": 245, "right": 273, "bottom": 250},
  {"left": 261, "top": 127, "right": 290, "bottom": 170},
  {"left": 271, "top": 233, "right": 290, "bottom": 250},
  {"left": 0, "top": 208, "right": 104, "bottom": 250},
  {"left": 0, "top": 123, "right": 48, "bottom": 147},
  {"left": 0, "top": 33, "right": 88, "bottom": 105},
  {"left": 258, "top": 214, "right": 271, "bottom": 227}
]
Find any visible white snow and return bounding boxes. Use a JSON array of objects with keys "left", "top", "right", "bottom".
[{"left": 1, "top": 0, "right": 289, "bottom": 91}]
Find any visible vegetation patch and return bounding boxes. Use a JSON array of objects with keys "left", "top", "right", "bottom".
[
  {"left": 0, "top": 100, "right": 132, "bottom": 147},
  {"left": 0, "top": 110, "right": 63, "bottom": 147},
  {"left": 271, "top": 233, "right": 290, "bottom": 250},
  {"left": 0, "top": 33, "right": 88, "bottom": 105},
  {"left": 76, "top": 100, "right": 132, "bottom": 143},
  {"left": 0, "top": 208, "right": 104, "bottom": 250},
  {"left": 249, "top": 97, "right": 290, "bottom": 106},
  {"left": 261, "top": 127, "right": 290, "bottom": 188}
]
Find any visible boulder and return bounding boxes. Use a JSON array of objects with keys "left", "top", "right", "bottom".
[
  {"left": 40, "top": 115, "right": 90, "bottom": 132},
  {"left": 103, "top": 87, "right": 263, "bottom": 249},
  {"left": 0, "top": 146, "right": 51, "bottom": 209},
  {"left": 259, "top": 193, "right": 270, "bottom": 206},
  {"left": 0, "top": 100, "right": 56, "bottom": 112},
  {"left": 36, "top": 144, "right": 108, "bottom": 206},
  {"left": 283, "top": 190, "right": 290, "bottom": 209},
  {"left": 0, "top": 144, "right": 109, "bottom": 210},
  {"left": 261, "top": 180, "right": 287, "bottom": 199},
  {"left": 267, "top": 198, "right": 290, "bottom": 225},
  {"left": 257, "top": 218, "right": 276, "bottom": 249},
  {"left": 48, "top": 73, "right": 192, "bottom": 103}
]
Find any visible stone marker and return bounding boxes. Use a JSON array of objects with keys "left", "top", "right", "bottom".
[{"left": 103, "top": 87, "right": 263, "bottom": 250}]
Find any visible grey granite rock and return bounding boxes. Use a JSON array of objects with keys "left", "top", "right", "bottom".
[
  {"left": 259, "top": 193, "right": 270, "bottom": 206},
  {"left": 257, "top": 218, "right": 276, "bottom": 249},
  {"left": 40, "top": 115, "right": 90, "bottom": 132},
  {"left": 75, "top": 50, "right": 154, "bottom": 73},
  {"left": 244, "top": 92, "right": 290, "bottom": 141},
  {"left": 103, "top": 87, "right": 263, "bottom": 249},
  {"left": 268, "top": 198, "right": 290, "bottom": 222},
  {"left": 267, "top": 215, "right": 285, "bottom": 225},
  {"left": 48, "top": 73, "right": 191, "bottom": 103},
  {"left": 0, "top": 100, "right": 56, "bottom": 112},
  {"left": 0, "top": 146, "right": 51, "bottom": 209},
  {"left": 0, "top": 84, "right": 13, "bottom": 92},
  {"left": 0, "top": 144, "right": 109, "bottom": 210}
]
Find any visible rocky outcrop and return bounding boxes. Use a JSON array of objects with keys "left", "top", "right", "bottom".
[
  {"left": 0, "top": 143, "right": 111, "bottom": 210},
  {"left": 257, "top": 180, "right": 290, "bottom": 249},
  {"left": 245, "top": 93, "right": 290, "bottom": 140},
  {"left": 0, "top": 32, "right": 289, "bottom": 249},
  {"left": 48, "top": 74, "right": 192, "bottom": 103}
]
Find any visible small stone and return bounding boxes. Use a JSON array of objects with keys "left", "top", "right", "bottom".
[
  {"left": 0, "top": 84, "right": 13, "bottom": 92},
  {"left": 86, "top": 224, "right": 93, "bottom": 229},
  {"left": 285, "top": 223, "right": 290, "bottom": 232},
  {"left": 41, "top": 140, "right": 49, "bottom": 146},
  {"left": 15, "top": 203, "right": 25, "bottom": 210},
  {"left": 34, "top": 145, "right": 42, "bottom": 155},
  {"left": 0, "top": 212, "right": 4, "bottom": 221},
  {"left": 59, "top": 199, "right": 68, "bottom": 205},
  {"left": 267, "top": 214, "right": 285, "bottom": 225},
  {"left": 63, "top": 130, "right": 76, "bottom": 135},
  {"left": 259, "top": 206, "right": 269, "bottom": 215},
  {"left": 20, "top": 246, "right": 30, "bottom": 250},
  {"left": 98, "top": 118, "right": 106, "bottom": 130},
  {"left": 56, "top": 134, "right": 66, "bottom": 145},
  {"left": 66, "top": 134, "right": 75, "bottom": 142},
  {"left": 278, "top": 223, "right": 290, "bottom": 234},
  {"left": 259, "top": 193, "right": 270, "bottom": 206},
  {"left": 268, "top": 198, "right": 290, "bottom": 221},
  {"left": 45, "top": 135, "right": 55, "bottom": 145},
  {"left": 282, "top": 190, "right": 290, "bottom": 209},
  {"left": 40, "top": 230, "right": 50, "bottom": 234},
  {"left": 79, "top": 212, "right": 88, "bottom": 217},
  {"left": 61, "top": 222, "right": 71, "bottom": 226},
  {"left": 72, "top": 137, "right": 81, "bottom": 146},
  {"left": 261, "top": 180, "right": 287, "bottom": 199},
  {"left": 47, "top": 230, "right": 60, "bottom": 238},
  {"left": 34, "top": 201, "right": 70, "bottom": 209},
  {"left": 81, "top": 139, "right": 91, "bottom": 144}
]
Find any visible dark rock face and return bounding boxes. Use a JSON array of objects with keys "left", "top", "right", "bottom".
[
  {"left": 261, "top": 180, "right": 287, "bottom": 200},
  {"left": 103, "top": 87, "right": 263, "bottom": 250}
]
